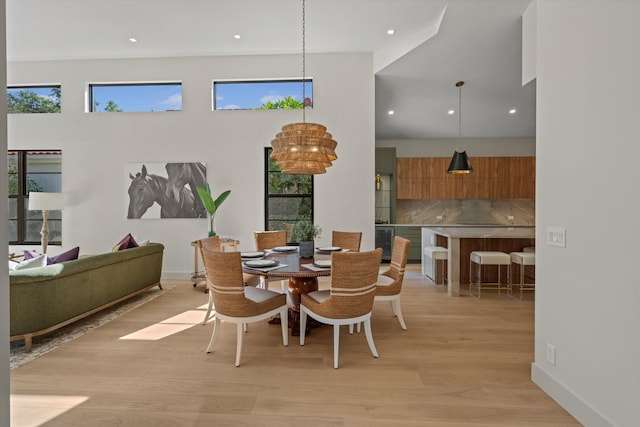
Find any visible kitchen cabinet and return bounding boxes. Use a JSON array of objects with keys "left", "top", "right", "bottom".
[
  {"left": 393, "top": 226, "right": 421, "bottom": 263},
  {"left": 375, "top": 148, "right": 397, "bottom": 223},
  {"left": 396, "top": 156, "right": 535, "bottom": 200}
]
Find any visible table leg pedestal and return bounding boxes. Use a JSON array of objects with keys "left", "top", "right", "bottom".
[{"left": 287, "top": 276, "right": 319, "bottom": 336}]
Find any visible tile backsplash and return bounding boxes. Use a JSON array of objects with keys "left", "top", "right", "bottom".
[{"left": 396, "top": 199, "right": 535, "bottom": 225}]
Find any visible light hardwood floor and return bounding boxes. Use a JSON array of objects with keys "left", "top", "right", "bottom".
[{"left": 10, "top": 265, "right": 579, "bottom": 426}]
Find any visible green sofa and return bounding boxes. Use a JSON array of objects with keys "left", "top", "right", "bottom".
[{"left": 9, "top": 243, "right": 164, "bottom": 352}]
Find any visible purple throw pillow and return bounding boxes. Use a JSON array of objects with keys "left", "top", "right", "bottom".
[
  {"left": 48, "top": 246, "right": 80, "bottom": 264},
  {"left": 112, "top": 233, "right": 139, "bottom": 252},
  {"left": 23, "top": 249, "right": 42, "bottom": 260}
]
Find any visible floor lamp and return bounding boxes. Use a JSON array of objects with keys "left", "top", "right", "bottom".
[{"left": 28, "top": 192, "right": 64, "bottom": 254}]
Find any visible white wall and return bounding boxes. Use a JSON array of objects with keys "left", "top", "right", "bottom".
[
  {"left": 532, "top": 2, "right": 640, "bottom": 426},
  {"left": 8, "top": 53, "right": 375, "bottom": 279},
  {"left": 376, "top": 137, "right": 535, "bottom": 157},
  {"left": 0, "top": 0, "right": 10, "bottom": 423}
]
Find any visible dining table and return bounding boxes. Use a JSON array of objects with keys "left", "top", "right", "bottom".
[{"left": 241, "top": 245, "right": 339, "bottom": 336}]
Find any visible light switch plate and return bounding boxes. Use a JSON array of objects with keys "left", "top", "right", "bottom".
[{"left": 547, "top": 226, "right": 566, "bottom": 247}]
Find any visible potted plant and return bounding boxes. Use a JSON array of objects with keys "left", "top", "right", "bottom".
[
  {"left": 294, "top": 220, "right": 322, "bottom": 258},
  {"left": 196, "top": 184, "right": 231, "bottom": 237}
]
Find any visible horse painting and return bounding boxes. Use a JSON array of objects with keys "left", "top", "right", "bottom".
[
  {"left": 165, "top": 162, "right": 207, "bottom": 218},
  {"left": 127, "top": 165, "right": 197, "bottom": 219}
]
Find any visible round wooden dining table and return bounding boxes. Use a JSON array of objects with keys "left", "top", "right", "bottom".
[{"left": 241, "top": 248, "right": 333, "bottom": 335}]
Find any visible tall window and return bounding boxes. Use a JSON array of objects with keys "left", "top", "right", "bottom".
[
  {"left": 265, "top": 147, "right": 313, "bottom": 244},
  {"left": 214, "top": 79, "right": 312, "bottom": 110},
  {"left": 8, "top": 150, "right": 62, "bottom": 245},
  {"left": 89, "top": 82, "right": 182, "bottom": 112},
  {"left": 7, "top": 85, "right": 61, "bottom": 114}
]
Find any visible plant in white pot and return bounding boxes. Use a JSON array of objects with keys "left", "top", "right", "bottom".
[
  {"left": 294, "top": 220, "right": 322, "bottom": 258},
  {"left": 196, "top": 184, "right": 231, "bottom": 237}
]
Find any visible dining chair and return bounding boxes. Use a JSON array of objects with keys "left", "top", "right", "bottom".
[
  {"left": 299, "top": 248, "right": 382, "bottom": 368},
  {"left": 254, "top": 230, "right": 288, "bottom": 292},
  {"left": 200, "top": 249, "right": 289, "bottom": 367},
  {"left": 198, "top": 236, "right": 220, "bottom": 325},
  {"left": 332, "top": 230, "right": 362, "bottom": 252},
  {"left": 374, "top": 236, "right": 411, "bottom": 330}
]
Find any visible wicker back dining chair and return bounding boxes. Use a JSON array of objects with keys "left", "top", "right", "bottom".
[
  {"left": 200, "top": 249, "right": 289, "bottom": 367},
  {"left": 332, "top": 230, "right": 362, "bottom": 252},
  {"left": 198, "top": 236, "right": 220, "bottom": 325},
  {"left": 253, "top": 230, "right": 288, "bottom": 292},
  {"left": 299, "top": 248, "right": 382, "bottom": 368},
  {"left": 375, "top": 236, "right": 411, "bottom": 330}
]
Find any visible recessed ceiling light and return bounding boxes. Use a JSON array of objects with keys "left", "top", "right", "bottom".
[
  {"left": 233, "top": 34, "right": 241, "bottom": 39},
  {"left": 509, "top": 108, "right": 517, "bottom": 114},
  {"left": 387, "top": 29, "right": 395, "bottom": 35},
  {"left": 128, "top": 37, "right": 138, "bottom": 43},
  {"left": 448, "top": 110, "right": 455, "bottom": 115},
  {"left": 388, "top": 110, "right": 394, "bottom": 115}
]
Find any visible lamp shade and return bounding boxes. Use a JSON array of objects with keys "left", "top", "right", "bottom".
[
  {"left": 28, "top": 192, "right": 65, "bottom": 211},
  {"left": 447, "top": 151, "right": 472, "bottom": 174}
]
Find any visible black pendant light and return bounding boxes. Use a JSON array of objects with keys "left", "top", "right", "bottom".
[{"left": 448, "top": 81, "right": 472, "bottom": 174}]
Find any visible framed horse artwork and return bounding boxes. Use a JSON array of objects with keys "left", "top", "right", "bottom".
[{"left": 126, "top": 162, "right": 207, "bottom": 219}]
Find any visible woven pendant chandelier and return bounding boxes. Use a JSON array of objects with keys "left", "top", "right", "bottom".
[{"left": 270, "top": 0, "right": 338, "bottom": 175}]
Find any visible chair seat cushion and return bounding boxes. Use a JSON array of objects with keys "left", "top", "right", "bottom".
[
  {"left": 306, "top": 290, "right": 330, "bottom": 303},
  {"left": 376, "top": 274, "right": 395, "bottom": 287},
  {"left": 244, "top": 286, "right": 283, "bottom": 303},
  {"left": 424, "top": 246, "right": 448, "bottom": 260},
  {"left": 510, "top": 252, "right": 536, "bottom": 265},
  {"left": 470, "top": 251, "right": 511, "bottom": 265}
]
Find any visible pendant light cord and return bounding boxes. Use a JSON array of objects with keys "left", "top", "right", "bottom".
[
  {"left": 456, "top": 80, "right": 464, "bottom": 149},
  {"left": 302, "top": 0, "right": 306, "bottom": 123}
]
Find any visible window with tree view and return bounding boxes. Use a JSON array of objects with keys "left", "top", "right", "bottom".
[
  {"left": 8, "top": 150, "right": 63, "bottom": 245},
  {"left": 7, "top": 86, "right": 61, "bottom": 114},
  {"left": 214, "top": 79, "right": 312, "bottom": 110},
  {"left": 89, "top": 82, "right": 182, "bottom": 112},
  {"left": 265, "top": 147, "right": 313, "bottom": 244}
]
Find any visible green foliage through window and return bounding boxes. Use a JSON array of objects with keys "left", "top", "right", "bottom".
[{"left": 7, "top": 86, "right": 61, "bottom": 114}]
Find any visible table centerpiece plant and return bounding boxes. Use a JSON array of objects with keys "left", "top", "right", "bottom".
[
  {"left": 294, "top": 220, "right": 322, "bottom": 258},
  {"left": 196, "top": 184, "right": 231, "bottom": 237}
]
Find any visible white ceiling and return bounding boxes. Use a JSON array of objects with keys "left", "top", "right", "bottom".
[{"left": 6, "top": 0, "right": 535, "bottom": 140}]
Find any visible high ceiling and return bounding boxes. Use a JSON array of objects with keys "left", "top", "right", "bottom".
[{"left": 6, "top": 0, "right": 535, "bottom": 140}]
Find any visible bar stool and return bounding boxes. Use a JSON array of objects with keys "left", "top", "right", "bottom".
[
  {"left": 424, "top": 246, "right": 448, "bottom": 285},
  {"left": 469, "top": 251, "right": 511, "bottom": 299},
  {"left": 523, "top": 246, "right": 535, "bottom": 253},
  {"left": 510, "top": 252, "right": 536, "bottom": 299}
]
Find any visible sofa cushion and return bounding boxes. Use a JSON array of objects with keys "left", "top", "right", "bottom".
[
  {"left": 49, "top": 246, "right": 80, "bottom": 264},
  {"left": 9, "top": 254, "right": 48, "bottom": 271},
  {"left": 112, "top": 233, "right": 139, "bottom": 251},
  {"left": 23, "top": 249, "right": 41, "bottom": 260}
]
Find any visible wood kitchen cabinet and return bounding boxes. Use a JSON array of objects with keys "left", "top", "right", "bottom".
[{"left": 397, "top": 156, "right": 535, "bottom": 200}]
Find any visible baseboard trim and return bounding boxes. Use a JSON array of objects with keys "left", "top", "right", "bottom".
[{"left": 531, "top": 362, "right": 615, "bottom": 427}]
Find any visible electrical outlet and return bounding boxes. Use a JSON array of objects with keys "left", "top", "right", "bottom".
[
  {"left": 546, "top": 343, "right": 556, "bottom": 365},
  {"left": 507, "top": 215, "right": 515, "bottom": 220},
  {"left": 436, "top": 215, "right": 443, "bottom": 220}
]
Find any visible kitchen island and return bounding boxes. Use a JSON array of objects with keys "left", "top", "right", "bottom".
[{"left": 422, "top": 226, "right": 535, "bottom": 297}]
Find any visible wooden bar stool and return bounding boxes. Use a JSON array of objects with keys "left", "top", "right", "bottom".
[
  {"left": 510, "top": 252, "right": 536, "bottom": 299},
  {"left": 469, "top": 251, "right": 511, "bottom": 299},
  {"left": 423, "top": 246, "right": 448, "bottom": 285}
]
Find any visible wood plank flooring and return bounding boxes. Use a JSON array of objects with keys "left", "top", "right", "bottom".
[{"left": 10, "top": 265, "right": 579, "bottom": 426}]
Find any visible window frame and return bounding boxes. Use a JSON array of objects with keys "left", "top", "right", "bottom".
[
  {"left": 213, "top": 78, "right": 313, "bottom": 111},
  {"left": 7, "top": 84, "right": 62, "bottom": 114},
  {"left": 8, "top": 150, "right": 63, "bottom": 245},
  {"left": 264, "top": 147, "right": 314, "bottom": 244},
  {"left": 88, "top": 81, "right": 183, "bottom": 113}
]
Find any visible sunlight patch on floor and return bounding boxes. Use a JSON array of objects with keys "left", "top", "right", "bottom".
[
  {"left": 10, "top": 394, "right": 89, "bottom": 427},
  {"left": 119, "top": 308, "right": 208, "bottom": 341}
]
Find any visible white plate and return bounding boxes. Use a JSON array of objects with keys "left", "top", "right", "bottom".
[
  {"left": 272, "top": 246, "right": 298, "bottom": 252},
  {"left": 240, "top": 251, "right": 265, "bottom": 258},
  {"left": 244, "top": 259, "right": 279, "bottom": 268},
  {"left": 313, "top": 260, "right": 332, "bottom": 268},
  {"left": 317, "top": 246, "right": 341, "bottom": 252}
]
